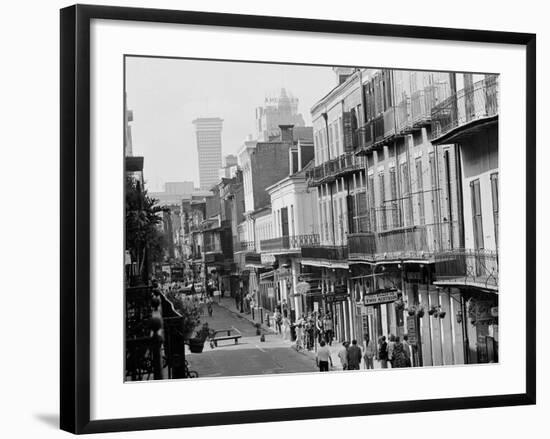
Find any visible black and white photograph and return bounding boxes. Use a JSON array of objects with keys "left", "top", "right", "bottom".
[{"left": 124, "top": 57, "right": 500, "bottom": 381}]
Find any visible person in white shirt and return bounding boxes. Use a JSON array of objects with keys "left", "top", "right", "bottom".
[{"left": 316, "top": 340, "right": 333, "bottom": 372}]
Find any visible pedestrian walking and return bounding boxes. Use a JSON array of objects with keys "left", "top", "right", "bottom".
[
  {"left": 402, "top": 334, "right": 412, "bottom": 367},
  {"left": 392, "top": 337, "right": 408, "bottom": 368},
  {"left": 207, "top": 299, "right": 213, "bottom": 317},
  {"left": 282, "top": 315, "right": 291, "bottom": 341},
  {"left": 295, "top": 314, "right": 305, "bottom": 350},
  {"left": 316, "top": 340, "right": 333, "bottom": 372},
  {"left": 347, "top": 339, "right": 362, "bottom": 370},
  {"left": 316, "top": 314, "right": 324, "bottom": 344},
  {"left": 337, "top": 341, "right": 349, "bottom": 370},
  {"left": 323, "top": 312, "right": 334, "bottom": 345},
  {"left": 378, "top": 336, "right": 388, "bottom": 368},
  {"left": 387, "top": 334, "right": 396, "bottom": 368},
  {"left": 274, "top": 310, "right": 282, "bottom": 334},
  {"left": 363, "top": 335, "right": 376, "bottom": 370}
]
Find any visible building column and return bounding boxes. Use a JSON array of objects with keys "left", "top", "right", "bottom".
[
  {"left": 450, "top": 288, "right": 466, "bottom": 365},
  {"left": 429, "top": 285, "right": 444, "bottom": 366},
  {"left": 439, "top": 289, "right": 454, "bottom": 365},
  {"left": 418, "top": 283, "right": 433, "bottom": 366}
]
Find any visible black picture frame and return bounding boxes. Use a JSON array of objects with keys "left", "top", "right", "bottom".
[{"left": 60, "top": 4, "right": 536, "bottom": 434}]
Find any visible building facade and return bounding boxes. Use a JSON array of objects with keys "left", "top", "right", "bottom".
[{"left": 302, "top": 67, "right": 498, "bottom": 365}]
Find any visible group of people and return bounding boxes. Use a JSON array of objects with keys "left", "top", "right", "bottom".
[
  {"left": 316, "top": 334, "right": 413, "bottom": 372},
  {"left": 290, "top": 311, "right": 335, "bottom": 351}
]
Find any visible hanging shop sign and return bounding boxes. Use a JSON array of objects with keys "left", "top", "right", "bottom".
[
  {"left": 363, "top": 289, "right": 399, "bottom": 306},
  {"left": 267, "top": 287, "right": 275, "bottom": 298},
  {"left": 326, "top": 293, "right": 349, "bottom": 303}
]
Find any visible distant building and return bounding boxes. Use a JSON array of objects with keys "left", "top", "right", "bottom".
[
  {"left": 219, "top": 154, "right": 239, "bottom": 179},
  {"left": 193, "top": 117, "right": 223, "bottom": 190},
  {"left": 255, "top": 88, "right": 305, "bottom": 142}
]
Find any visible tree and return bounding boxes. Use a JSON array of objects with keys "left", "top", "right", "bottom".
[{"left": 125, "top": 176, "right": 167, "bottom": 283}]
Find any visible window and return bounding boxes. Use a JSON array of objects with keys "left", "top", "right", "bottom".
[
  {"left": 378, "top": 173, "right": 387, "bottom": 231},
  {"left": 470, "top": 179, "right": 484, "bottom": 250},
  {"left": 415, "top": 158, "right": 425, "bottom": 225},
  {"left": 491, "top": 173, "right": 499, "bottom": 249},
  {"left": 429, "top": 152, "right": 440, "bottom": 224},
  {"left": 389, "top": 167, "right": 401, "bottom": 228},
  {"left": 290, "top": 204, "right": 295, "bottom": 237},
  {"left": 401, "top": 162, "right": 413, "bottom": 226},
  {"left": 368, "top": 175, "right": 377, "bottom": 232}
]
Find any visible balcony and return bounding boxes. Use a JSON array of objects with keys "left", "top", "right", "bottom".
[
  {"left": 306, "top": 152, "right": 364, "bottom": 187},
  {"left": 431, "top": 76, "right": 499, "bottom": 144},
  {"left": 433, "top": 249, "right": 498, "bottom": 291},
  {"left": 235, "top": 240, "right": 257, "bottom": 252},
  {"left": 260, "top": 234, "right": 320, "bottom": 253},
  {"left": 348, "top": 222, "right": 455, "bottom": 261},
  {"left": 301, "top": 244, "right": 348, "bottom": 261},
  {"left": 356, "top": 107, "right": 396, "bottom": 153},
  {"left": 395, "top": 97, "right": 413, "bottom": 134}
]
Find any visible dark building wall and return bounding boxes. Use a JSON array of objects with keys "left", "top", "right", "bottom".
[
  {"left": 300, "top": 143, "right": 315, "bottom": 169},
  {"left": 251, "top": 142, "right": 291, "bottom": 210},
  {"left": 205, "top": 187, "right": 221, "bottom": 218},
  {"left": 460, "top": 125, "right": 498, "bottom": 179}
]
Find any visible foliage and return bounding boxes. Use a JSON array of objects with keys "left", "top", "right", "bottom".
[
  {"left": 125, "top": 176, "right": 167, "bottom": 281},
  {"left": 194, "top": 322, "right": 213, "bottom": 342},
  {"left": 165, "top": 290, "right": 201, "bottom": 339}
]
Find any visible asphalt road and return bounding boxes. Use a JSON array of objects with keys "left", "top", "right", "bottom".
[{"left": 186, "top": 303, "right": 317, "bottom": 378}]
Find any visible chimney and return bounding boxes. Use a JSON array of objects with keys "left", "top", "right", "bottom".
[{"left": 279, "top": 124, "right": 294, "bottom": 143}]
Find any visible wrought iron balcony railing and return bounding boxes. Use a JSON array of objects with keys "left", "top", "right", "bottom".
[
  {"left": 356, "top": 107, "right": 396, "bottom": 152},
  {"left": 260, "top": 234, "right": 320, "bottom": 252},
  {"left": 431, "top": 75, "right": 499, "bottom": 141},
  {"left": 348, "top": 222, "right": 456, "bottom": 261},
  {"left": 395, "top": 97, "right": 413, "bottom": 134},
  {"left": 306, "top": 152, "right": 364, "bottom": 186},
  {"left": 235, "top": 240, "right": 256, "bottom": 252},
  {"left": 301, "top": 244, "right": 348, "bottom": 261},
  {"left": 434, "top": 248, "right": 498, "bottom": 290}
]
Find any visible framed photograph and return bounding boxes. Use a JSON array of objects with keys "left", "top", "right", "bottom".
[{"left": 60, "top": 4, "right": 536, "bottom": 434}]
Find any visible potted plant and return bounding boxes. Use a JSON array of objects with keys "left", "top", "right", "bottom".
[
  {"left": 407, "top": 305, "right": 417, "bottom": 316},
  {"left": 439, "top": 310, "right": 447, "bottom": 319},
  {"left": 394, "top": 298, "right": 405, "bottom": 311},
  {"left": 428, "top": 305, "right": 438, "bottom": 316},
  {"left": 189, "top": 322, "right": 210, "bottom": 353},
  {"left": 417, "top": 306, "right": 425, "bottom": 318}
]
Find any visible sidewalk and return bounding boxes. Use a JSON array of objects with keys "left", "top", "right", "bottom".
[{"left": 216, "top": 296, "right": 278, "bottom": 334}]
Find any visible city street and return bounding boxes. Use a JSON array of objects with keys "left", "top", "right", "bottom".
[{"left": 186, "top": 302, "right": 318, "bottom": 377}]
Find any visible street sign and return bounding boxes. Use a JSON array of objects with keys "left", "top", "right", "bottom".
[
  {"left": 313, "top": 302, "right": 319, "bottom": 313},
  {"left": 267, "top": 287, "right": 275, "bottom": 298},
  {"left": 213, "top": 290, "right": 221, "bottom": 296},
  {"left": 363, "top": 289, "right": 399, "bottom": 306}
]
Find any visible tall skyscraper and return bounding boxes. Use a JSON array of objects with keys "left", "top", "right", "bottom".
[{"left": 192, "top": 117, "right": 223, "bottom": 190}]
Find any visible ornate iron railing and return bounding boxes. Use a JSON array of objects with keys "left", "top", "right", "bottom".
[
  {"left": 431, "top": 75, "right": 499, "bottom": 140},
  {"left": 301, "top": 244, "right": 348, "bottom": 261},
  {"left": 125, "top": 286, "right": 193, "bottom": 381},
  {"left": 348, "top": 222, "right": 456, "bottom": 260},
  {"left": 434, "top": 248, "right": 498, "bottom": 289},
  {"left": 306, "top": 152, "right": 364, "bottom": 186}
]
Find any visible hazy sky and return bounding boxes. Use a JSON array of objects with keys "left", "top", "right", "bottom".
[{"left": 125, "top": 57, "right": 336, "bottom": 192}]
